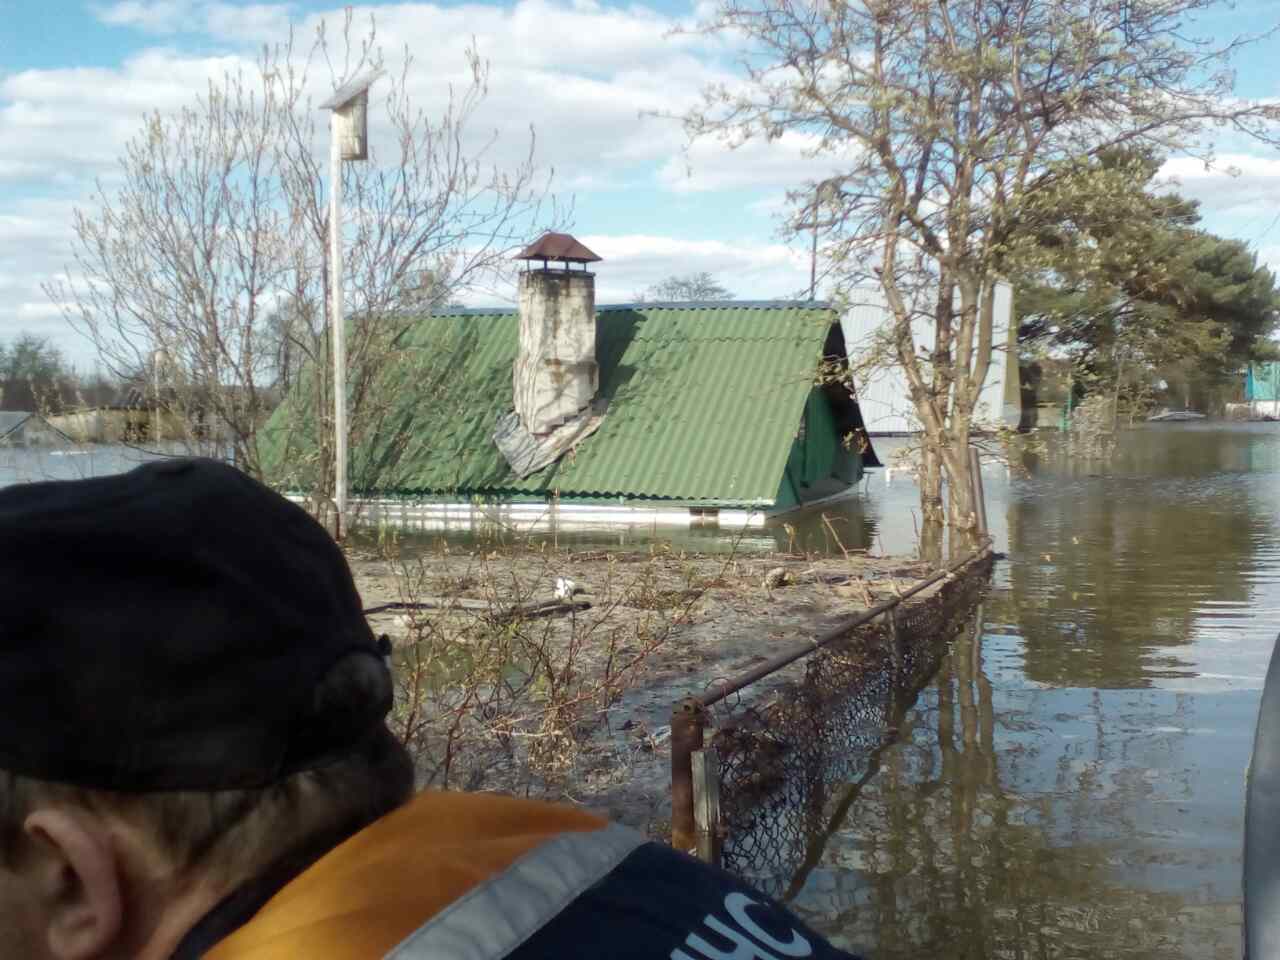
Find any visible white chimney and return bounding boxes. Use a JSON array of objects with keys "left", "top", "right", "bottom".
[{"left": 512, "top": 233, "right": 602, "bottom": 436}]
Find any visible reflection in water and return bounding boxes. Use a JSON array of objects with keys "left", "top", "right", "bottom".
[
  {"left": 780, "top": 425, "right": 1280, "bottom": 959},
  {"left": 0, "top": 447, "right": 880, "bottom": 555},
  {"left": 349, "top": 485, "right": 883, "bottom": 557},
  {"left": 1008, "top": 479, "right": 1268, "bottom": 688},
  {"left": 0, "top": 443, "right": 228, "bottom": 489},
  {"left": 0, "top": 445, "right": 164, "bottom": 486},
  {"left": 791, "top": 617, "right": 1248, "bottom": 958}
]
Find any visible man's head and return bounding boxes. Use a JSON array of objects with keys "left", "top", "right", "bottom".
[{"left": 0, "top": 459, "right": 413, "bottom": 959}]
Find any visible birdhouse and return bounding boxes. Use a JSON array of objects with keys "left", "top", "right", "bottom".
[{"left": 319, "top": 69, "right": 385, "bottom": 161}]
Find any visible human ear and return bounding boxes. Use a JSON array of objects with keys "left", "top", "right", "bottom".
[{"left": 23, "top": 808, "right": 123, "bottom": 960}]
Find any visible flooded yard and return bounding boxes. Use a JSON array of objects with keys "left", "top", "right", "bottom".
[
  {"left": 787, "top": 423, "right": 1280, "bottom": 959},
  {"left": 5, "top": 424, "right": 1277, "bottom": 958}
]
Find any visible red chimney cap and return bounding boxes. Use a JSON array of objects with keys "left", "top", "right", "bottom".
[{"left": 515, "top": 232, "right": 602, "bottom": 264}]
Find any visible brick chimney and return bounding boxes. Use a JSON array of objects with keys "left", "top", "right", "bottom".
[{"left": 512, "top": 232, "right": 602, "bottom": 435}]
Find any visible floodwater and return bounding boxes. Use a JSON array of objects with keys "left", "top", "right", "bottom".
[
  {"left": 785, "top": 423, "right": 1280, "bottom": 959},
  {"left": 0, "top": 442, "right": 216, "bottom": 490},
  {"left": 3, "top": 426, "right": 1276, "bottom": 958}
]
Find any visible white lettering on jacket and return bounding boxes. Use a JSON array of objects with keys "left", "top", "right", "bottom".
[{"left": 670, "top": 893, "right": 814, "bottom": 960}]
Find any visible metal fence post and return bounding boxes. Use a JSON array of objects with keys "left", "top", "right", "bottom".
[
  {"left": 888, "top": 605, "right": 903, "bottom": 673},
  {"left": 671, "top": 697, "right": 706, "bottom": 855}
]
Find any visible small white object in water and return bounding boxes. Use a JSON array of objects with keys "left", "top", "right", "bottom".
[{"left": 554, "top": 576, "right": 577, "bottom": 600}]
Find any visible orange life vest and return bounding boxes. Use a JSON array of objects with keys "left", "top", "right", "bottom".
[
  {"left": 199, "top": 790, "right": 862, "bottom": 960},
  {"left": 205, "top": 790, "right": 623, "bottom": 958}
]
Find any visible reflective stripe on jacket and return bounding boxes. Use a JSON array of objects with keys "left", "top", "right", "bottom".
[{"left": 205, "top": 790, "right": 863, "bottom": 959}]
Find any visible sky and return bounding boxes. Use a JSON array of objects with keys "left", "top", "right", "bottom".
[{"left": 2, "top": 0, "right": 1280, "bottom": 371}]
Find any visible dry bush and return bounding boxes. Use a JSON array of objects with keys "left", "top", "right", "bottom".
[{"left": 382, "top": 540, "right": 729, "bottom": 798}]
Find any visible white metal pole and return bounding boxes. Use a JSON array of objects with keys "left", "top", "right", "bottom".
[
  {"left": 153, "top": 349, "right": 160, "bottom": 448},
  {"left": 329, "top": 113, "right": 347, "bottom": 533}
]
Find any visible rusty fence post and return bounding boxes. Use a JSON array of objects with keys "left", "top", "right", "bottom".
[
  {"left": 671, "top": 697, "right": 706, "bottom": 855},
  {"left": 887, "top": 605, "right": 903, "bottom": 674},
  {"left": 887, "top": 604, "right": 904, "bottom": 721}
]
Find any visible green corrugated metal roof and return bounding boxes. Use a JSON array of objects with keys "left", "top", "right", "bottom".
[{"left": 261, "top": 301, "right": 838, "bottom": 505}]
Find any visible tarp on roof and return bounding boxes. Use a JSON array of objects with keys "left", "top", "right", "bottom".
[{"left": 261, "top": 302, "right": 842, "bottom": 506}]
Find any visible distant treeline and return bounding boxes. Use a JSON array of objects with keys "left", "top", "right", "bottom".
[{"left": 0, "top": 334, "right": 120, "bottom": 413}]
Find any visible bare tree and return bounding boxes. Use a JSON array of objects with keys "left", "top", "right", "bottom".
[
  {"left": 684, "top": 0, "right": 1280, "bottom": 544},
  {"left": 48, "top": 13, "right": 559, "bottom": 485},
  {"left": 634, "top": 271, "right": 734, "bottom": 302},
  {"left": 0, "top": 334, "right": 72, "bottom": 413}
]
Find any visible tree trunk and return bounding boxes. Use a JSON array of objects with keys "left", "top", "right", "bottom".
[
  {"left": 919, "top": 517, "right": 944, "bottom": 566},
  {"left": 920, "top": 440, "right": 945, "bottom": 527},
  {"left": 944, "top": 424, "right": 978, "bottom": 557}
]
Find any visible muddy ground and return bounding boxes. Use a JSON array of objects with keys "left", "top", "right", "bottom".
[{"left": 347, "top": 543, "right": 937, "bottom": 837}]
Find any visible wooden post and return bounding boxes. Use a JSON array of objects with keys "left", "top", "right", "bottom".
[
  {"left": 692, "top": 746, "right": 722, "bottom": 866},
  {"left": 670, "top": 698, "right": 705, "bottom": 855}
]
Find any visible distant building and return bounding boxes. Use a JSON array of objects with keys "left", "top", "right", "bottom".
[
  {"left": 1244, "top": 363, "right": 1280, "bottom": 420},
  {"left": 0, "top": 412, "right": 73, "bottom": 447},
  {"left": 262, "top": 232, "right": 881, "bottom": 530},
  {"left": 840, "top": 283, "right": 1022, "bottom": 435},
  {"left": 46, "top": 385, "right": 232, "bottom": 445}
]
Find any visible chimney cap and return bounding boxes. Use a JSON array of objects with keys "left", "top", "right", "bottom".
[{"left": 515, "top": 232, "right": 602, "bottom": 264}]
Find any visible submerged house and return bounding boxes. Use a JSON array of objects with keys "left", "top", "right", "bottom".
[
  {"left": 0, "top": 412, "right": 72, "bottom": 447},
  {"left": 263, "top": 233, "right": 879, "bottom": 530},
  {"left": 46, "top": 383, "right": 234, "bottom": 445}
]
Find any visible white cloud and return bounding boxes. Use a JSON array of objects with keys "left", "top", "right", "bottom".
[
  {"left": 8, "top": 2, "right": 733, "bottom": 189},
  {"left": 0, "top": 0, "right": 732, "bottom": 362},
  {"left": 24, "top": 0, "right": 1278, "bottom": 372},
  {"left": 1159, "top": 152, "right": 1280, "bottom": 215},
  {"left": 0, "top": 198, "right": 98, "bottom": 368},
  {"left": 389, "top": 233, "right": 813, "bottom": 307},
  {"left": 746, "top": 192, "right": 790, "bottom": 216},
  {"left": 1257, "top": 243, "right": 1280, "bottom": 274},
  {"left": 94, "top": 0, "right": 199, "bottom": 32},
  {"left": 93, "top": 1, "right": 294, "bottom": 43},
  {"left": 0, "top": 50, "right": 249, "bottom": 182},
  {"left": 657, "top": 130, "right": 850, "bottom": 193},
  {"left": 578, "top": 233, "right": 811, "bottom": 300},
  {"left": 201, "top": 3, "right": 295, "bottom": 43},
  {"left": 330, "top": 1, "right": 727, "bottom": 181}
]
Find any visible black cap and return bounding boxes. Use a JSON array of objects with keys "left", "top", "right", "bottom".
[{"left": 0, "top": 458, "right": 391, "bottom": 792}]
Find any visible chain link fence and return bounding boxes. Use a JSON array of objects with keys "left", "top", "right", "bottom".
[{"left": 697, "top": 552, "right": 992, "bottom": 895}]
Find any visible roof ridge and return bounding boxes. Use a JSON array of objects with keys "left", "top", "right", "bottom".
[
  {"left": 425, "top": 299, "right": 834, "bottom": 318},
  {"left": 597, "top": 300, "right": 833, "bottom": 311}
]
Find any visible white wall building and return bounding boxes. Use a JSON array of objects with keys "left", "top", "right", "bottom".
[{"left": 842, "top": 283, "right": 1021, "bottom": 435}]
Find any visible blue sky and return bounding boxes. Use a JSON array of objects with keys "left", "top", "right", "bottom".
[{"left": 3, "top": 0, "right": 1280, "bottom": 370}]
